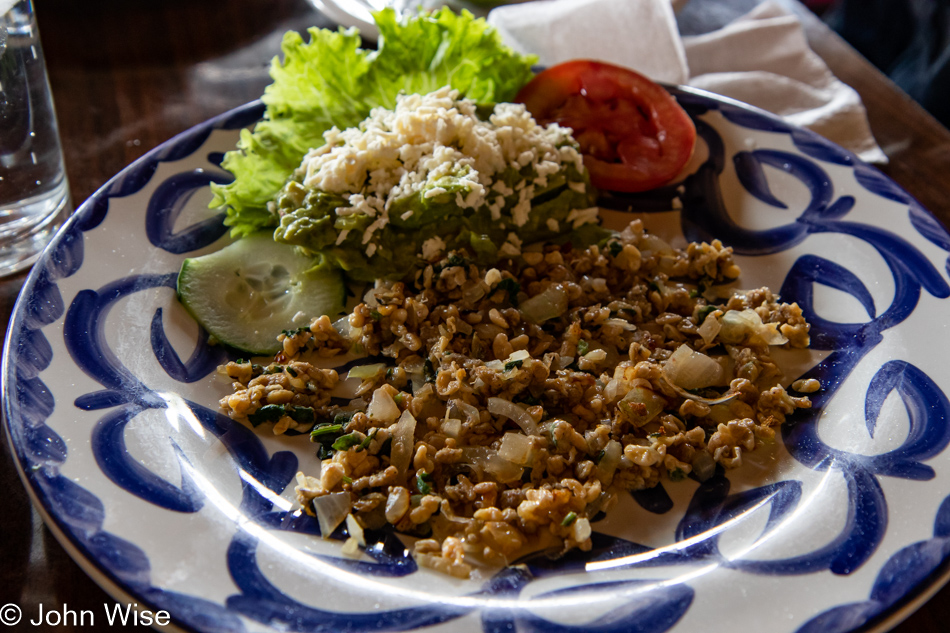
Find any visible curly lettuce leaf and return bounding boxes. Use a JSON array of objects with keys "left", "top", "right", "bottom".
[{"left": 212, "top": 8, "right": 537, "bottom": 237}]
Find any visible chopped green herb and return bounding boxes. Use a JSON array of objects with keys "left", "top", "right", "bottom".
[
  {"left": 423, "top": 359, "right": 437, "bottom": 383},
  {"left": 332, "top": 432, "right": 363, "bottom": 452},
  {"left": 358, "top": 428, "right": 378, "bottom": 451},
  {"left": 446, "top": 254, "right": 468, "bottom": 267},
  {"left": 608, "top": 241, "right": 623, "bottom": 257},
  {"left": 370, "top": 309, "right": 382, "bottom": 321},
  {"left": 333, "top": 410, "right": 356, "bottom": 426},
  {"left": 341, "top": 474, "right": 353, "bottom": 484},
  {"left": 416, "top": 470, "right": 433, "bottom": 495},
  {"left": 393, "top": 392, "right": 405, "bottom": 406},
  {"left": 235, "top": 358, "right": 247, "bottom": 365},
  {"left": 248, "top": 404, "right": 285, "bottom": 427},
  {"left": 670, "top": 467, "right": 686, "bottom": 482},
  {"left": 576, "top": 340, "right": 590, "bottom": 356},
  {"left": 561, "top": 511, "right": 577, "bottom": 527},
  {"left": 697, "top": 305, "right": 717, "bottom": 325},
  {"left": 286, "top": 366, "right": 298, "bottom": 378},
  {"left": 281, "top": 327, "right": 309, "bottom": 337},
  {"left": 287, "top": 406, "right": 315, "bottom": 425},
  {"left": 495, "top": 278, "right": 521, "bottom": 306},
  {"left": 310, "top": 423, "right": 344, "bottom": 440},
  {"left": 317, "top": 443, "right": 334, "bottom": 460},
  {"left": 504, "top": 359, "right": 524, "bottom": 372},
  {"left": 594, "top": 449, "right": 606, "bottom": 465},
  {"left": 688, "top": 289, "right": 699, "bottom": 299}
]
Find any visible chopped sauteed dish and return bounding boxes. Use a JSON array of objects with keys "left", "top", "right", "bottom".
[{"left": 179, "top": 8, "right": 819, "bottom": 578}]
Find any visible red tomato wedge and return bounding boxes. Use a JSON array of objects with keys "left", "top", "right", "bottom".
[{"left": 516, "top": 60, "right": 696, "bottom": 193}]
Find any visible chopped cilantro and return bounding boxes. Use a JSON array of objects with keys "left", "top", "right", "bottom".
[
  {"left": 332, "top": 432, "right": 363, "bottom": 452},
  {"left": 287, "top": 406, "right": 315, "bottom": 425},
  {"left": 370, "top": 309, "right": 382, "bottom": 321},
  {"left": 495, "top": 278, "right": 521, "bottom": 306},
  {"left": 697, "top": 305, "right": 717, "bottom": 325},
  {"left": 286, "top": 366, "right": 298, "bottom": 377},
  {"left": 561, "top": 511, "right": 577, "bottom": 527},
  {"left": 358, "top": 428, "right": 378, "bottom": 451},
  {"left": 310, "top": 423, "right": 344, "bottom": 440},
  {"left": 423, "top": 358, "right": 437, "bottom": 383},
  {"left": 248, "top": 404, "right": 284, "bottom": 427},
  {"left": 504, "top": 359, "right": 524, "bottom": 372},
  {"left": 607, "top": 241, "right": 623, "bottom": 257},
  {"left": 669, "top": 467, "right": 686, "bottom": 482},
  {"left": 576, "top": 340, "right": 589, "bottom": 356},
  {"left": 416, "top": 470, "right": 433, "bottom": 495}
]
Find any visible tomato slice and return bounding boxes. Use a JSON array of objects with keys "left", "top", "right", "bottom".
[{"left": 516, "top": 60, "right": 696, "bottom": 193}]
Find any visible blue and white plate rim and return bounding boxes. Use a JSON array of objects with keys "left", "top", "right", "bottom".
[{"left": 3, "top": 86, "right": 950, "bottom": 633}]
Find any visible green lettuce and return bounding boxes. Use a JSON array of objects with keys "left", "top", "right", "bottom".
[{"left": 211, "top": 8, "right": 538, "bottom": 237}]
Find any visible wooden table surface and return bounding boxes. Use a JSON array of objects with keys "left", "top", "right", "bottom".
[{"left": 3, "top": 0, "right": 950, "bottom": 631}]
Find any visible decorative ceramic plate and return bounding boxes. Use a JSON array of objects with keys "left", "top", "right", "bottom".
[{"left": 7, "top": 87, "right": 950, "bottom": 633}]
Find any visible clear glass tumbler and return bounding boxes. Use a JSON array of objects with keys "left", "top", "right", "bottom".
[{"left": 0, "top": 0, "right": 70, "bottom": 276}]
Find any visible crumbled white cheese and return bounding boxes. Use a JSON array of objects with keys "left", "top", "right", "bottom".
[
  {"left": 421, "top": 236, "right": 446, "bottom": 260},
  {"left": 295, "top": 87, "right": 584, "bottom": 257},
  {"left": 566, "top": 206, "right": 600, "bottom": 229},
  {"left": 499, "top": 233, "right": 523, "bottom": 258},
  {"left": 546, "top": 218, "right": 560, "bottom": 232}
]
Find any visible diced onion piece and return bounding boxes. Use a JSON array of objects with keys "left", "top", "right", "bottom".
[
  {"left": 598, "top": 439, "right": 623, "bottom": 486},
  {"left": 332, "top": 315, "right": 359, "bottom": 340},
  {"left": 312, "top": 492, "right": 351, "bottom": 538},
  {"left": 664, "top": 344, "right": 723, "bottom": 390},
  {"left": 330, "top": 375, "right": 362, "bottom": 399},
  {"left": 697, "top": 311, "right": 722, "bottom": 344},
  {"left": 692, "top": 451, "right": 716, "bottom": 482},
  {"left": 463, "top": 282, "right": 487, "bottom": 304},
  {"left": 583, "top": 349, "right": 607, "bottom": 362},
  {"left": 498, "top": 432, "right": 534, "bottom": 465},
  {"left": 345, "top": 513, "right": 366, "bottom": 547},
  {"left": 707, "top": 403, "right": 735, "bottom": 425},
  {"left": 605, "top": 318, "right": 637, "bottom": 331},
  {"left": 557, "top": 356, "right": 574, "bottom": 369},
  {"left": 441, "top": 418, "right": 462, "bottom": 439},
  {"left": 461, "top": 447, "right": 522, "bottom": 483},
  {"left": 390, "top": 409, "right": 417, "bottom": 476},
  {"left": 452, "top": 399, "right": 480, "bottom": 425},
  {"left": 507, "top": 349, "right": 531, "bottom": 363},
  {"left": 367, "top": 387, "right": 401, "bottom": 424},
  {"left": 572, "top": 517, "right": 592, "bottom": 543},
  {"left": 756, "top": 323, "right": 788, "bottom": 346},
  {"left": 639, "top": 234, "right": 674, "bottom": 255},
  {"left": 719, "top": 309, "right": 759, "bottom": 344},
  {"left": 719, "top": 309, "right": 788, "bottom": 346},
  {"left": 341, "top": 537, "right": 360, "bottom": 557},
  {"left": 488, "top": 397, "right": 539, "bottom": 435},
  {"left": 348, "top": 363, "right": 385, "bottom": 380},
  {"left": 621, "top": 387, "right": 666, "bottom": 426},
  {"left": 519, "top": 284, "right": 568, "bottom": 323},
  {"left": 385, "top": 486, "right": 410, "bottom": 523}
]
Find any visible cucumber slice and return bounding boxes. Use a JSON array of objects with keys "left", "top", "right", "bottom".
[{"left": 177, "top": 234, "right": 345, "bottom": 355}]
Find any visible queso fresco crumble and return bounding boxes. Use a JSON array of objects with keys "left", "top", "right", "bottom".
[
  {"left": 218, "top": 219, "right": 816, "bottom": 579},
  {"left": 269, "top": 88, "right": 596, "bottom": 282}
]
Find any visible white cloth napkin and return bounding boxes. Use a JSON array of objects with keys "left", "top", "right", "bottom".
[{"left": 487, "top": 0, "right": 887, "bottom": 164}]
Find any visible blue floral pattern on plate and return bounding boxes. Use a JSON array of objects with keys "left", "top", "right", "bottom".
[{"left": 5, "top": 88, "right": 950, "bottom": 633}]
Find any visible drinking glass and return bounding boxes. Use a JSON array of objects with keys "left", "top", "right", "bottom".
[{"left": 0, "top": 0, "right": 70, "bottom": 276}]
